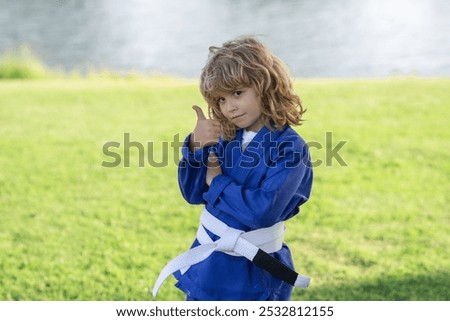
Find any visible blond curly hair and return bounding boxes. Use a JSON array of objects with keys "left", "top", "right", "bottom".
[{"left": 200, "top": 36, "right": 305, "bottom": 141}]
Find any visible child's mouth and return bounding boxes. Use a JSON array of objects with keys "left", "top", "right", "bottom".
[{"left": 231, "top": 114, "right": 244, "bottom": 120}]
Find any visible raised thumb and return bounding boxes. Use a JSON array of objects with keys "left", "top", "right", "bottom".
[{"left": 192, "top": 105, "right": 207, "bottom": 120}]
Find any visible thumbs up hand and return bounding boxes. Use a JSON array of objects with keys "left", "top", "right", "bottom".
[{"left": 189, "top": 105, "right": 221, "bottom": 152}]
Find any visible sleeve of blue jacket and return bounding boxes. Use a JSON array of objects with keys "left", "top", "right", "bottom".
[{"left": 177, "top": 133, "right": 209, "bottom": 204}]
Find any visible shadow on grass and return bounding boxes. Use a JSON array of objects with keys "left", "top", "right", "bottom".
[{"left": 299, "top": 271, "right": 450, "bottom": 301}]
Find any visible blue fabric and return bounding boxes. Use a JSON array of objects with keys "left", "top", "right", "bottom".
[{"left": 175, "top": 125, "right": 313, "bottom": 300}]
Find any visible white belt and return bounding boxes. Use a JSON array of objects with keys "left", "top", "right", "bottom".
[{"left": 152, "top": 208, "right": 310, "bottom": 297}]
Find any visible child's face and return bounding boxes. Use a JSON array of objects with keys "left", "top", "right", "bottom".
[{"left": 216, "top": 86, "right": 264, "bottom": 132}]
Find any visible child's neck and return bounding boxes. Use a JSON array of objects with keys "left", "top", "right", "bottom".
[{"left": 245, "top": 119, "right": 263, "bottom": 132}]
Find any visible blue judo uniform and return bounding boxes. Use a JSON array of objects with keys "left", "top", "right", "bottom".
[{"left": 174, "top": 124, "right": 313, "bottom": 300}]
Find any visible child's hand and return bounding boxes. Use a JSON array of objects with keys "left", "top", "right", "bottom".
[
  {"left": 206, "top": 152, "right": 222, "bottom": 186},
  {"left": 189, "top": 105, "right": 220, "bottom": 152}
]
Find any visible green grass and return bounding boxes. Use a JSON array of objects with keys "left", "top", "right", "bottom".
[
  {"left": 0, "top": 77, "right": 449, "bottom": 301},
  {"left": 0, "top": 45, "right": 53, "bottom": 79}
]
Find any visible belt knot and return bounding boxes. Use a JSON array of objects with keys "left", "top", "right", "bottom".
[{"left": 215, "top": 226, "right": 243, "bottom": 252}]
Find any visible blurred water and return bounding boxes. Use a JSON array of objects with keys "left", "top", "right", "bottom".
[{"left": 0, "top": 0, "right": 449, "bottom": 78}]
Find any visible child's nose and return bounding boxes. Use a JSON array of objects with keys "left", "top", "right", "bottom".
[{"left": 225, "top": 100, "right": 237, "bottom": 114}]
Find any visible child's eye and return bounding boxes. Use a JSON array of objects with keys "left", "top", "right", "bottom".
[
  {"left": 217, "top": 97, "right": 225, "bottom": 104},
  {"left": 233, "top": 90, "right": 242, "bottom": 96}
]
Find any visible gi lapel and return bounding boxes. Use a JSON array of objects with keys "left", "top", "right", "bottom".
[{"left": 229, "top": 126, "right": 281, "bottom": 184}]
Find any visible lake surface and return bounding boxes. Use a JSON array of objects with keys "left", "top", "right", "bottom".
[{"left": 1, "top": 0, "right": 449, "bottom": 78}]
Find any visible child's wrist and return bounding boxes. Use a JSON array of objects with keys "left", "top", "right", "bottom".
[{"left": 188, "top": 135, "right": 202, "bottom": 152}]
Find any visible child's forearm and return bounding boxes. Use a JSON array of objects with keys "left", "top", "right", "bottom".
[{"left": 206, "top": 152, "right": 222, "bottom": 186}]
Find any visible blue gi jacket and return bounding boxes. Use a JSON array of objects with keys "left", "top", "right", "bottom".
[{"left": 175, "top": 124, "right": 313, "bottom": 300}]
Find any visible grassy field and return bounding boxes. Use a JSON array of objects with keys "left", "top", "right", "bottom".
[{"left": 0, "top": 76, "right": 449, "bottom": 301}]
